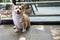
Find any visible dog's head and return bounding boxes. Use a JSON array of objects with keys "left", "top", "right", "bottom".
[{"left": 13, "top": 4, "right": 25, "bottom": 14}]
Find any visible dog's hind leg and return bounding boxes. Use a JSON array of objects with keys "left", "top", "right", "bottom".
[
  {"left": 22, "top": 28, "right": 26, "bottom": 32},
  {"left": 26, "top": 18, "right": 30, "bottom": 30},
  {"left": 22, "top": 22, "right": 27, "bottom": 32},
  {"left": 20, "top": 23, "right": 26, "bottom": 32}
]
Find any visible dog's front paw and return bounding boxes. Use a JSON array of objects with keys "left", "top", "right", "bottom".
[
  {"left": 22, "top": 29, "right": 26, "bottom": 32},
  {"left": 13, "top": 26, "right": 16, "bottom": 29},
  {"left": 13, "top": 26, "right": 19, "bottom": 33},
  {"left": 14, "top": 28, "right": 19, "bottom": 33}
]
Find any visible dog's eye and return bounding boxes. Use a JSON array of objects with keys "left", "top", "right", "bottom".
[
  {"left": 16, "top": 8, "right": 17, "bottom": 9},
  {"left": 19, "top": 8, "right": 21, "bottom": 10}
]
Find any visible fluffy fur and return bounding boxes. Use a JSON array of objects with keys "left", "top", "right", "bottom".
[{"left": 12, "top": 4, "right": 30, "bottom": 33}]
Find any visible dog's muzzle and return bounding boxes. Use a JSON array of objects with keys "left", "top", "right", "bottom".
[
  {"left": 16, "top": 8, "right": 21, "bottom": 14},
  {"left": 17, "top": 10, "right": 21, "bottom": 14},
  {"left": 17, "top": 10, "right": 20, "bottom": 14}
]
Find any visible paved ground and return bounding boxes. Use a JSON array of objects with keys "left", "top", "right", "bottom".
[
  {"left": 50, "top": 25, "right": 60, "bottom": 40},
  {"left": 0, "top": 25, "right": 60, "bottom": 40},
  {"left": 0, "top": 25, "right": 53, "bottom": 40}
]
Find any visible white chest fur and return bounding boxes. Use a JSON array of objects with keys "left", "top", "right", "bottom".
[{"left": 12, "top": 11, "right": 22, "bottom": 28}]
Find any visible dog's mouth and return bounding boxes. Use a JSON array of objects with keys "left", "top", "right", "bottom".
[
  {"left": 17, "top": 11, "right": 21, "bottom": 14},
  {"left": 17, "top": 12, "right": 20, "bottom": 14}
]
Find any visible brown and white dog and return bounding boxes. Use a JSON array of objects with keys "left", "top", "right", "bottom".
[{"left": 12, "top": 4, "right": 30, "bottom": 33}]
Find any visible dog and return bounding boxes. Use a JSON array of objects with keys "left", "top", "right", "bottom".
[{"left": 12, "top": 4, "right": 30, "bottom": 33}]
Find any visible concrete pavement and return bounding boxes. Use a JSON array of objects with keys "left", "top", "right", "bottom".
[{"left": 0, "top": 25, "right": 53, "bottom": 40}]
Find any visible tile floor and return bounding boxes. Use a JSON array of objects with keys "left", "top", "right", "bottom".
[{"left": 0, "top": 25, "right": 60, "bottom": 40}]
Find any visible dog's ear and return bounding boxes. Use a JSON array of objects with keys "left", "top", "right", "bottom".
[
  {"left": 21, "top": 3, "right": 27, "bottom": 10},
  {"left": 23, "top": 3, "right": 27, "bottom": 7},
  {"left": 21, "top": 5, "right": 25, "bottom": 11},
  {"left": 12, "top": 4, "right": 16, "bottom": 10},
  {"left": 12, "top": 4, "right": 15, "bottom": 10}
]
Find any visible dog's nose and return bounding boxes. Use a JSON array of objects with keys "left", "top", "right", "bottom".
[{"left": 17, "top": 10, "right": 19, "bottom": 13}]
